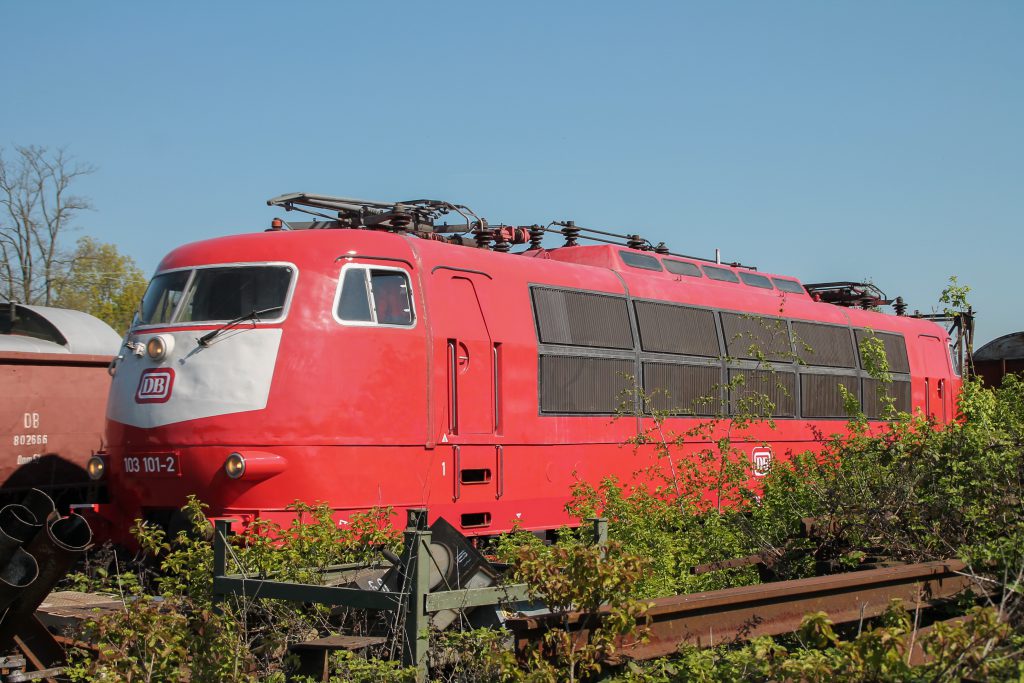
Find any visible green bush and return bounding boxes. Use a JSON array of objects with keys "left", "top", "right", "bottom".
[
  {"left": 66, "top": 499, "right": 402, "bottom": 681},
  {"left": 63, "top": 371, "right": 1024, "bottom": 680}
]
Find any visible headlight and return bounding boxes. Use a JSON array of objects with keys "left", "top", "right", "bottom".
[
  {"left": 87, "top": 456, "right": 106, "bottom": 481},
  {"left": 146, "top": 334, "right": 174, "bottom": 361},
  {"left": 224, "top": 452, "right": 246, "bottom": 479}
]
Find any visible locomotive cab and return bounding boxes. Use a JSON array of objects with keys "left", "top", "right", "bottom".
[
  {"left": 96, "top": 228, "right": 433, "bottom": 543},
  {"left": 99, "top": 255, "right": 301, "bottom": 540}
]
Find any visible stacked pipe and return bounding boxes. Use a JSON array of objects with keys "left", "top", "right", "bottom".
[{"left": 0, "top": 489, "right": 92, "bottom": 652}]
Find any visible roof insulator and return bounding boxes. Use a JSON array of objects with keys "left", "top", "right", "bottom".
[
  {"left": 626, "top": 234, "right": 645, "bottom": 250},
  {"left": 561, "top": 221, "right": 580, "bottom": 247},
  {"left": 655, "top": 242, "right": 669, "bottom": 254},
  {"left": 528, "top": 225, "right": 544, "bottom": 250},
  {"left": 474, "top": 228, "right": 493, "bottom": 250}
]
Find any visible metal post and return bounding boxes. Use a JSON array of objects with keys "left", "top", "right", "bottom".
[
  {"left": 589, "top": 517, "right": 608, "bottom": 548},
  {"left": 402, "top": 509, "right": 431, "bottom": 682},
  {"left": 212, "top": 519, "right": 231, "bottom": 614}
]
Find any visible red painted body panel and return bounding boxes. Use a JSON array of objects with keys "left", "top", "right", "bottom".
[{"left": 97, "top": 229, "right": 959, "bottom": 541}]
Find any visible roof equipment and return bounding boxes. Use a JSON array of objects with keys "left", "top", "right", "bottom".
[
  {"left": 803, "top": 281, "right": 893, "bottom": 309},
  {"left": 266, "top": 192, "right": 754, "bottom": 268}
]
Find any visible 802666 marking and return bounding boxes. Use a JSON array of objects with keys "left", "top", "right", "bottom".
[{"left": 12, "top": 434, "right": 48, "bottom": 446}]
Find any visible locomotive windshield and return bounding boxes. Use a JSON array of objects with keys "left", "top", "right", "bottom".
[
  {"left": 139, "top": 270, "right": 190, "bottom": 325},
  {"left": 138, "top": 265, "right": 293, "bottom": 325}
]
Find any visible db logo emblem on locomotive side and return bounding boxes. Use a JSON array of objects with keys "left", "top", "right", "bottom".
[
  {"left": 136, "top": 368, "right": 175, "bottom": 404},
  {"left": 751, "top": 446, "right": 773, "bottom": 478}
]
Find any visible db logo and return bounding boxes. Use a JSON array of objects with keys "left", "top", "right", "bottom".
[
  {"left": 135, "top": 368, "right": 175, "bottom": 404},
  {"left": 751, "top": 446, "right": 773, "bottom": 478}
]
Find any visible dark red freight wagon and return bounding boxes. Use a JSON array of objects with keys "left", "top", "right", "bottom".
[
  {"left": 1, "top": 302, "right": 121, "bottom": 508},
  {"left": 973, "top": 332, "right": 1024, "bottom": 387}
]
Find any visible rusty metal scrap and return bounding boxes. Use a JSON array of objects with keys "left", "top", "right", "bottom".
[{"left": 507, "top": 559, "right": 980, "bottom": 662}]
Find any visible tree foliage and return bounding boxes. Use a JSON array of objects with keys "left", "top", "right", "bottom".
[
  {"left": 54, "top": 236, "right": 148, "bottom": 334},
  {"left": 511, "top": 540, "right": 651, "bottom": 682}
]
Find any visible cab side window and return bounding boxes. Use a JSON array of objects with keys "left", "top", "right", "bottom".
[{"left": 336, "top": 266, "right": 415, "bottom": 327}]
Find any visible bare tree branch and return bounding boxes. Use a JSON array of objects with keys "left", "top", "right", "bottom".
[{"left": 0, "top": 145, "right": 94, "bottom": 304}]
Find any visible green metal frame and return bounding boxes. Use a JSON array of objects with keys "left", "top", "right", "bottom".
[{"left": 211, "top": 510, "right": 608, "bottom": 682}]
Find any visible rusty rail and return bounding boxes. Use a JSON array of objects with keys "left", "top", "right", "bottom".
[{"left": 507, "top": 559, "right": 980, "bottom": 661}]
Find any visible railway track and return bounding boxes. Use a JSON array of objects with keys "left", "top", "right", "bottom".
[{"left": 505, "top": 558, "right": 981, "bottom": 663}]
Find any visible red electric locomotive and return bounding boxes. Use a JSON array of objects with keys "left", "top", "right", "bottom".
[{"left": 90, "top": 194, "right": 961, "bottom": 541}]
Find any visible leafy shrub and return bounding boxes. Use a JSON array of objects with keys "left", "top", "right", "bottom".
[
  {"left": 61, "top": 369, "right": 1024, "bottom": 680},
  {"left": 66, "top": 499, "right": 401, "bottom": 681}
]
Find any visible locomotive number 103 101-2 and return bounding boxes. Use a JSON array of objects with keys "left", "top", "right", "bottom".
[{"left": 123, "top": 454, "right": 179, "bottom": 476}]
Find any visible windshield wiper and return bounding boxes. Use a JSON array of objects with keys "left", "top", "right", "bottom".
[{"left": 197, "top": 306, "right": 282, "bottom": 347}]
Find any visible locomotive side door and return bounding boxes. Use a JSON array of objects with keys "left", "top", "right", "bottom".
[
  {"left": 435, "top": 274, "right": 494, "bottom": 435},
  {"left": 917, "top": 334, "right": 950, "bottom": 422}
]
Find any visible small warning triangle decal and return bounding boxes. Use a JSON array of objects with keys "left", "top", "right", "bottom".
[{"left": 441, "top": 434, "right": 449, "bottom": 443}]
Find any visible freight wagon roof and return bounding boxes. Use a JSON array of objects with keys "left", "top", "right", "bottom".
[
  {"left": 975, "top": 332, "right": 1024, "bottom": 362},
  {"left": 0, "top": 304, "right": 121, "bottom": 356}
]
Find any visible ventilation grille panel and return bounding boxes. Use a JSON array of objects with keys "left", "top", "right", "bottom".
[
  {"left": 540, "top": 355, "right": 634, "bottom": 414},
  {"left": 635, "top": 301, "right": 720, "bottom": 357},
  {"left": 862, "top": 378, "right": 912, "bottom": 418},
  {"left": 643, "top": 362, "right": 722, "bottom": 416},
  {"left": 801, "top": 374, "right": 859, "bottom": 418},
  {"left": 728, "top": 369, "right": 796, "bottom": 417},
  {"left": 721, "top": 313, "right": 792, "bottom": 362},
  {"left": 856, "top": 330, "right": 911, "bottom": 374},
  {"left": 792, "top": 322, "right": 856, "bottom": 368},
  {"left": 532, "top": 288, "right": 633, "bottom": 349}
]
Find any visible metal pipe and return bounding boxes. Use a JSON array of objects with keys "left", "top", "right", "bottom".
[
  {"left": 0, "top": 548, "right": 39, "bottom": 613},
  {"left": 448, "top": 341, "right": 458, "bottom": 434},
  {"left": 0, "top": 513, "right": 92, "bottom": 650},
  {"left": 0, "top": 505, "right": 41, "bottom": 568},
  {"left": 19, "top": 489, "right": 56, "bottom": 527},
  {"left": 552, "top": 221, "right": 641, "bottom": 242}
]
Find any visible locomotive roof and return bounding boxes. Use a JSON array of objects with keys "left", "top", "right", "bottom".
[
  {"left": 159, "top": 229, "right": 797, "bottom": 284},
  {"left": 253, "top": 192, "right": 948, "bottom": 335},
  {"left": 156, "top": 228, "right": 947, "bottom": 340}
]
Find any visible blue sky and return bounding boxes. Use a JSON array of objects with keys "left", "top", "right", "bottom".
[{"left": 2, "top": 2, "right": 1020, "bottom": 344}]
